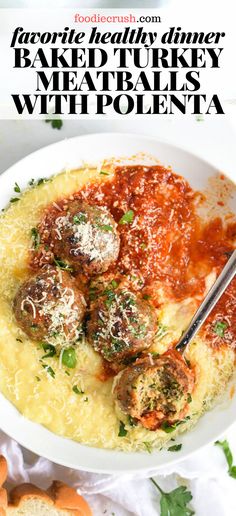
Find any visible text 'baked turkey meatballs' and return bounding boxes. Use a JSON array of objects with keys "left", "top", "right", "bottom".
[
  {"left": 113, "top": 350, "right": 195, "bottom": 430},
  {"left": 13, "top": 266, "right": 86, "bottom": 345},
  {"left": 51, "top": 201, "right": 120, "bottom": 275},
  {"left": 87, "top": 287, "right": 156, "bottom": 362}
]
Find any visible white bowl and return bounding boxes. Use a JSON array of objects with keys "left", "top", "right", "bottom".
[{"left": 0, "top": 133, "right": 235, "bottom": 473}]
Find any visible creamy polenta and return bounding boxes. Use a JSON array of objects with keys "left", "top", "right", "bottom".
[{"left": 0, "top": 163, "right": 235, "bottom": 452}]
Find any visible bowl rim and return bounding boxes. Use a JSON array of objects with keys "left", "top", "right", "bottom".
[{"left": 0, "top": 131, "right": 235, "bottom": 474}]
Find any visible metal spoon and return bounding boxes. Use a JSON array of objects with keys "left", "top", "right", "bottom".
[{"left": 176, "top": 249, "right": 236, "bottom": 353}]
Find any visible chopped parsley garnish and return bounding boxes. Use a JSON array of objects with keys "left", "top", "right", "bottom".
[
  {"left": 84, "top": 397, "right": 89, "bottom": 402},
  {"left": 98, "top": 224, "right": 113, "bottom": 232},
  {"left": 31, "top": 227, "right": 40, "bottom": 250},
  {"left": 118, "top": 421, "right": 127, "bottom": 437},
  {"left": 104, "top": 290, "right": 116, "bottom": 308},
  {"left": 42, "top": 364, "right": 55, "bottom": 378},
  {"left": 54, "top": 258, "right": 74, "bottom": 272},
  {"left": 168, "top": 444, "right": 182, "bottom": 452},
  {"left": 161, "top": 417, "right": 190, "bottom": 433},
  {"left": 31, "top": 323, "right": 38, "bottom": 331},
  {"left": 10, "top": 197, "right": 20, "bottom": 203},
  {"left": 187, "top": 394, "right": 192, "bottom": 404},
  {"left": 45, "top": 118, "right": 63, "bottom": 130},
  {"left": 62, "top": 347, "right": 77, "bottom": 369},
  {"left": 100, "top": 170, "right": 109, "bottom": 175},
  {"left": 73, "top": 213, "right": 87, "bottom": 224},
  {"left": 143, "top": 294, "right": 151, "bottom": 300},
  {"left": 16, "top": 338, "right": 23, "bottom": 343},
  {"left": 140, "top": 242, "right": 147, "bottom": 250},
  {"left": 143, "top": 441, "right": 152, "bottom": 453},
  {"left": 35, "top": 376, "right": 41, "bottom": 382},
  {"left": 28, "top": 177, "right": 51, "bottom": 187},
  {"left": 37, "top": 177, "right": 51, "bottom": 186},
  {"left": 119, "top": 210, "right": 134, "bottom": 225},
  {"left": 14, "top": 182, "right": 21, "bottom": 193},
  {"left": 41, "top": 343, "right": 56, "bottom": 359},
  {"left": 103, "top": 281, "right": 119, "bottom": 307},
  {"left": 213, "top": 321, "right": 228, "bottom": 338},
  {"left": 150, "top": 477, "right": 194, "bottom": 516},
  {"left": 196, "top": 114, "right": 204, "bottom": 122},
  {"left": 215, "top": 440, "right": 236, "bottom": 478},
  {"left": 72, "top": 385, "right": 84, "bottom": 395},
  {"left": 128, "top": 415, "right": 137, "bottom": 427}
]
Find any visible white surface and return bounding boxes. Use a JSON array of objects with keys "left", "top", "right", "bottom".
[
  {"left": 2, "top": 422, "right": 236, "bottom": 515},
  {"left": 0, "top": 121, "right": 235, "bottom": 514}
]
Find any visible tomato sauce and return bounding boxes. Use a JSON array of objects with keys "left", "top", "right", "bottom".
[{"left": 31, "top": 164, "right": 236, "bottom": 350}]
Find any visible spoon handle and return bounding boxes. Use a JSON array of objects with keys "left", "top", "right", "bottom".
[{"left": 176, "top": 250, "right": 236, "bottom": 353}]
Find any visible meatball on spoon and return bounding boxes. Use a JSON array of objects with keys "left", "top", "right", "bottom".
[{"left": 114, "top": 250, "right": 236, "bottom": 430}]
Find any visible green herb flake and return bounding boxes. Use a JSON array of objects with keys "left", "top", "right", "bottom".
[
  {"left": 72, "top": 385, "right": 84, "bottom": 395},
  {"left": 100, "top": 170, "right": 109, "bottom": 176},
  {"left": 215, "top": 440, "right": 236, "bottom": 478},
  {"left": 54, "top": 258, "right": 74, "bottom": 273},
  {"left": 16, "top": 338, "right": 23, "bottom": 343},
  {"left": 128, "top": 415, "right": 137, "bottom": 427},
  {"left": 118, "top": 421, "right": 128, "bottom": 437},
  {"left": 140, "top": 242, "right": 147, "bottom": 250},
  {"left": 10, "top": 197, "right": 20, "bottom": 203},
  {"left": 41, "top": 343, "right": 56, "bottom": 359},
  {"left": 37, "top": 177, "right": 51, "bottom": 186},
  {"left": 213, "top": 321, "right": 228, "bottom": 338},
  {"left": 143, "top": 441, "right": 152, "bottom": 454},
  {"left": 168, "top": 444, "right": 182, "bottom": 452},
  {"left": 45, "top": 118, "right": 63, "bottom": 130},
  {"left": 31, "top": 227, "right": 40, "bottom": 250},
  {"left": 161, "top": 422, "right": 177, "bottom": 433},
  {"left": 42, "top": 364, "right": 55, "bottom": 378},
  {"left": 187, "top": 394, "right": 192, "bottom": 404},
  {"left": 143, "top": 294, "right": 151, "bottom": 300},
  {"left": 98, "top": 224, "right": 113, "bottom": 232},
  {"left": 14, "top": 182, "right": 21, "bottom": 193},
  {"left": 119, "top": 210, "right": 134, "bottom": 225},
  {"left": 35, "top": 376, "right": 41, "bottom": 382},
  {"left": 150, "top": 477, "right": 194, "bottom": 516},
  {"left": 73, "top": 213, "right": 87, "bottom": 224},
  {"left": 62, "top": 347, "right": 77, "bottom": 369},
  {"left": 196, "top": 114, "right": 204, "bottom": 122},
  {"left": 162, "top": 416, "right": 191, "bottom": 434},
  {"left": 31, "top": 324, "right": 38, "bottom": 331}
]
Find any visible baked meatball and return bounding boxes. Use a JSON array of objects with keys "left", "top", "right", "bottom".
[
  {"left": 87, "top": 288, "right": 156, "bottom": 362},
  {"left": 13, "top": 266, "right": 86, "bottom": 344},
  {"left": 113, "top": 350, "right": 194, "bottom": 430},
  {"left": 51, "top": 201, "right": 120, "bottom": 275}
]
